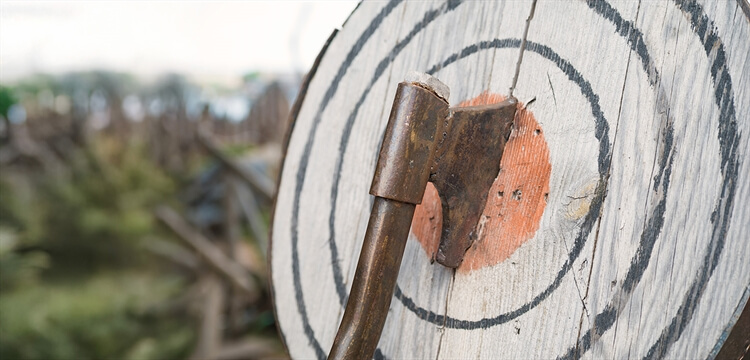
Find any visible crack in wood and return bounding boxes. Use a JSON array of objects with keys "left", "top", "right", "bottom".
[
  {"left": 509, "top": 0, "right": 538, "bottom": 97},
  {"left": 574, "top": 2, "right": 644, "bottom": 358},
  {"left": 547, "top": 72, "right": 558, "bottom": 106},
  {"left": 435, "top": 270, "right": 456, "bottom": 360}
]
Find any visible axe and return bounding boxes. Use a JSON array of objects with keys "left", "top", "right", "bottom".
[{"left": 328, "top": 72, "right": 517, "bottom": 359}]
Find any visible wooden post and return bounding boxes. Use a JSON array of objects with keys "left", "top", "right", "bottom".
[
  {"left": 235, "top": 178, "right": 269, "bottom": 256},
  {"left": 223, "top": 173, "right": 241, "bottom": 253},
  {"left": 270, "top": 1, "right": 750, "bottom": 359},
  {"left": 155, "top": 206, "right": 259, "bottom": 300},
  {"left": 197, "top": 132, "right": 275, "bottom": 201},
  {"left": 192, "top": 273, "right": 225, "bottom": 360}
]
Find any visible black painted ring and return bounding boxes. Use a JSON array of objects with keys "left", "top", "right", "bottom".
[
  {"left": 560, "top": 1, "right": 741, "bottom": 359},
  {"left": 389, "top": 39, "right": 611, "bottom": 330}
]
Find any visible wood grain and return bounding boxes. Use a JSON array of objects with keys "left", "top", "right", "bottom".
[{"left": 271, "top": 0, "right": 750, "bottom": 358}]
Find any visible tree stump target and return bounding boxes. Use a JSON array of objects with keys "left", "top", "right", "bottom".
[{"left": 270, "top": 1, "right": 750, "bottom": 358}]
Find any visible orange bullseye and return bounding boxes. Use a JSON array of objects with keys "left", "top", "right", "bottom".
[{"left": 411, "top": 92, "right": 551, "bottom": 273}]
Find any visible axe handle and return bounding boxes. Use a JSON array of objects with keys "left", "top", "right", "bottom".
[
  {"left": 328, "top": 197, "right": 415, "bottom": 360},
  {"left": 329, "top": 76, "right": 448, "bottom": 360}
]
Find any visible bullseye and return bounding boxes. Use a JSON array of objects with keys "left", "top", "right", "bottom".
[{"left": 412, "top": 92, "right": 551, "bottom": 272}]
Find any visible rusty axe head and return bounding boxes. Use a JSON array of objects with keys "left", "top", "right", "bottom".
[{"left": 370, "top": 72, "right": 517, "bottom": 268}]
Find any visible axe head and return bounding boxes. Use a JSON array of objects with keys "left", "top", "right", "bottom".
[
  {"left": 369, "top": 72, "right": 517, "bottom": 269},
  {"left": 430, "top": 98, "right": 517, "bottom": 268}
]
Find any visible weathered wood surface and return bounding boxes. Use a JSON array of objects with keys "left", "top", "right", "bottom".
[{"left": 270, "top": 0, "right": 750, "bottom": 358}]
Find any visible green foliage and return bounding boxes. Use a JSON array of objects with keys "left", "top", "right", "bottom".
[
  {"left": 0, "top": 272, "right": 194, "bottom": 360},
  {"left": 0, "top": 133, "right": 195, "bottom": 359},
  {"left": 0, "top": 177, "right": 27, "bottom": 232},
  {"left": 0, "top": 85, "right": 16, "bottom": 118},
  {"left": 242, "top": 71, "right": 261, "bottom": 83},
  {"left": 0, "top": 228, "right": 49, "bottom": 289},
  {"left": 26, "top": 140, "right": 177, "bottom": 273},
  {"left": 222, "top": 143, "right": 256, "bottom": 157}
]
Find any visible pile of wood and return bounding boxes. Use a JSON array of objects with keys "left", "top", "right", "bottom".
[
  {"left": 1, "top": 73, "right": 293, "bottom": 359},
  {"left": 153, "top": 134, "right": 283, "bottom": 360}
]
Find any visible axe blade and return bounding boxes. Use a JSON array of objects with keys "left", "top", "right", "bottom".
[{"left": 431, "top": 98, "right": 517, "bottom": 268}]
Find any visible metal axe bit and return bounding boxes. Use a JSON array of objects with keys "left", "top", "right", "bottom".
[{"left": 328, "top": 72, "right": 516, "bottom": 360}]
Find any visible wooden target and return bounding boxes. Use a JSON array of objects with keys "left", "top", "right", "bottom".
[{"left": 270, "top": 0, "right": 750, "bottom": 358}]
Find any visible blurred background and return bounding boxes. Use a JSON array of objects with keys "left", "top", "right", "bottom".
[{"left": 0, "top": 1, "right": 357, "bottom": 359}]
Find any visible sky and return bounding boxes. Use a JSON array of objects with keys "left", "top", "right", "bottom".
[{"left": 0, "top": 1, "right": 359, "bottom": 85}]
